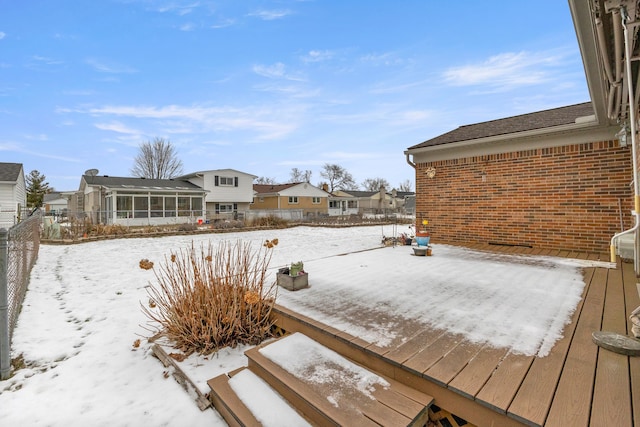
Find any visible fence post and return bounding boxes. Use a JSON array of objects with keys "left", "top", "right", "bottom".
[{"left": 0, "top": 228, "right": 9, "bottom": 380}]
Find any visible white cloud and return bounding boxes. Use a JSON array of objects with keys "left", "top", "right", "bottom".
[
  {"left": 248, "top": 9, "right": 292, "bottom": 20},
  {"left": 211, "top": 18, "right": 235, "bottom": 29},
  {"left": 180, "top": 22, "right": 196, "bottom": 31},
  {"left": 0, "top": 141, "right": 82, "bottom": 162},
  {"left": 301, "top": 50, "right": 334, "bottom": 63},
  {"left": 86, "top": 58, "right": 138, "bottom": 74},
  {"left": 156, "top": 2, "right": 200, "bottom": 15},
  {"left": 94, "top": 121, "right": 141, "bottom": 135},
  {"left": 29, "top": 55, "right": 64, "bottom": 67},
  {"left": 0, "top": 32, "right": 5, "bottom": 40},
  {"left": 253, "top": 63, "right": 305, "bottom": 81},
  {"left": 23, "top": 133, "right": 49, "bottom": 141},
  {"left": 442, "top": 51, "right": 563, "bottom": 89},
  {"left": 360, "top": 52, "right": 402, "bottom": 66},
  {"left": 83, "top": 103, "right": 301, "bottom": 141}
]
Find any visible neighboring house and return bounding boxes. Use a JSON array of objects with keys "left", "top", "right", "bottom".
[
  {"left": 176, "top": 169, "right": 256, "bottom": 220},
  {"left": 43, "top": 192, "right": 69, "bottom": 216},
  {"left": 0, "top": 162, "right": 27, "bottom": 228},
  {"left": 252, "top": 183, "right": 329, "bottom": 218},
  {"left": 332, "top": 187, "right": 414, "bottom": 215},
  {"left": 77, "top": 175, "right": 207, "bottom": 226},
  {"left": 403, "top": 194, "right": 415, "bottom": 216},
  {"left": 327, "top": 191, "right": 360, "bottom": 216},
  {"left": 405, "top": 0, "right": 636, "bottom": 255}
]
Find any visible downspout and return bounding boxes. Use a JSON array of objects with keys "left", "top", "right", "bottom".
[
  {"left": 405, "top": 152, "right": 416, "bottom": 169},
  {"left": 610, "top": 5, "right": 640, "bottom": 268}
]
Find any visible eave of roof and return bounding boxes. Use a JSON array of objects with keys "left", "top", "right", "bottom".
[
  {"left": 82, "top": 175, "right": 206, "bottom": 192},
  {"left": 407, "top": 103, "right": 596, "bottom": 152}
]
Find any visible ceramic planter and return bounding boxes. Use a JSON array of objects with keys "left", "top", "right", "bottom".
[{"left": 415, "top": 231, "right": 430, "bottom": 246}]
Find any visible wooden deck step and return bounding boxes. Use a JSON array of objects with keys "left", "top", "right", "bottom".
[
  {"left": 207, "top": 367, "right": 312, "bottom": 427},
  {"left": 245, "top": 332, "right": 434, "bottom": 427}
]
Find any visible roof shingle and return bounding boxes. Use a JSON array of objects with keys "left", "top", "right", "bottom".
[
  {"left": 0, "top": 162, "right": 23, "bottom": 182},
  {"left": 408, "top": 102, "right": 594, "bottom": 150}
]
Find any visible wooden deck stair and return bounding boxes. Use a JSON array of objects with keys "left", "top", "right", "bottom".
[{"left": 207, "top": 333, "right": 434, "bottom": 426}]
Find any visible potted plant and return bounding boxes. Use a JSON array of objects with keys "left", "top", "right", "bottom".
[
  {"left": 398, "top": 224, "right": 414, "bottom": 246},
  {"left": 415, "top": 219, "right": 430, "bottom": 246},
  {"left": 399, "top": 232, "right": 413, "bottom": 245},
  {"left": 277, "top": 261, "right": 308, "bottom": 291}
]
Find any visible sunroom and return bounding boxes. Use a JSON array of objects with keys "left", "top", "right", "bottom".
[{"left": 80, "top": 175, "right": 207, "bottom": 226}]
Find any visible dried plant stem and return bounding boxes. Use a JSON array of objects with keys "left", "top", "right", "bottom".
[{"left": 142, "top": 239, "right": 278, "bottom": 354}]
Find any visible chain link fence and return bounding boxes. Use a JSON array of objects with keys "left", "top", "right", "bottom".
[{"left": 1, "top": 210, "right": 42, "bottom": 379}]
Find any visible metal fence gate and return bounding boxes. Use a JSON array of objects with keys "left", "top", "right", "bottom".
[{"left": 0, "top": 211, "right": 41, "bottom": 380}]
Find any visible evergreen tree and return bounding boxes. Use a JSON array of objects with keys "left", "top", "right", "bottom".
[{"left": 26, "top": 170, "right": 51, "bottom": 208}]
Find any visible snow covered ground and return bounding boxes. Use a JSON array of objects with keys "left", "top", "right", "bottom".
[{"left": 0, "top": 225, "right": 592, "bottom": 426}]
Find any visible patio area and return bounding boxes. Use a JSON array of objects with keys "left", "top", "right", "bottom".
[{"left": 272, "top": 243, "right": 640, "bottom": 427}]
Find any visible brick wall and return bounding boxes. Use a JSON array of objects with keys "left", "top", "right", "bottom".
[{"left": 415, "top": 140, "right": 633, "bottom": 252}]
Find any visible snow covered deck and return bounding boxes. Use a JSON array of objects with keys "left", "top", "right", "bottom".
[{"left": 273, "top": 243, "right": 640, "bottom": 427}]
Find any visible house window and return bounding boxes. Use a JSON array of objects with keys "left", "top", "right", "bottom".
[
  {"left": 312, "top": 197, "right": 321, "bottom": 204},
  {"left": 134, "top": 196, "right": 149, "bottom": 218},
  {"left": 116, "top": 196, "right": 132, "bottom": 219},
  {"left": 216, "top": 203, "right": 234, "bottom": 213},
  {"left": 215, "top": 175, "right": 238, "bottom": 187},
  {"left": 191, "top": 197, "right": 202, "bottom": 213},
  {"left": 348, "top": 200, "right": 358, "bottom": 208},
  {"left": 329, "top": 200, "right": 339, "bottom": 208},
  {"left": 150, "top": 196, "right": 163, "bottom": 217},
  {"left": 178, "top": 197, "right": 190, "bottom": 216},
  {"left": 288, "top": 196, "right": 298, "bottom": 204},
  {"left": 165, "top": 197, "right": 176, "bottom": 217}
]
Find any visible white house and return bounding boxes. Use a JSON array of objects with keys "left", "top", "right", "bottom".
[
  {"left": 78, "top": 174, "right": 207, "bottom": 226},
  {"left": 176, "top": 169, "right": 257, "bottom": 220},
  {"left": 0, "top": 162, "right": 27, "bottom": 228},
  {"left": 327, "top": 191, "right": 359, "bottom": 216},
  {"left": 43, "top": 192, "right": 69, "bottom": 217}
]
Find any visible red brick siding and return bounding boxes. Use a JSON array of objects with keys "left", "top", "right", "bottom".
[{"left": 415, "top": 140, "right": 633, "bottom": 252}]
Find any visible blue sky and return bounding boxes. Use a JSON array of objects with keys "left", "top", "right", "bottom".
[{"left": 1, "top": 0, "right": 589, "bottom": 191}]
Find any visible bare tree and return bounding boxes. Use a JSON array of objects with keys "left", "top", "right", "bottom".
[
  {"left": 131, "top": 138, "right": 184, "bottom": 179},
  {"left": 361, "top": 177, "right": 390, "bottom": 191},
  {"left": 290, "top": 168, "right": 312, "bottom": 183},
  {"left": 398, "top": 179, "right": 413, "bottom": 192},
  {"left": 255, "top": 176, "right": 277, "bottom": 184},
  {"left": 319, "top": 163, "right": 357, "bottom": 192}
]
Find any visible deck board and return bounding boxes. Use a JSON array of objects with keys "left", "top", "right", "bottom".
[
  {"left": 544, "top": 266, "right": 606, "bottom": 427},
  {"left": 506, "top": 267, "right": 595, "bottom": 426},
  {"left": 404, "top": 333, "right": 463, "bottom": 375},
  {"left": 590, "top": 266, "right": 633, "bottom": 427},
  {"left": 270, "top": 247, "right": 637, "bottom": 427},
  {"left": 474, "top": 352, "right": 534, "bottom": 413},
  {"left": 424, "top": 340, "right": 484, "bottom": 386},
  {"left": 385, "top": 328, "right": 446, "bottom": 365},
  {"left": 622, "top": 261, "right": 640, "bottom": 424},
  {"left": 446, "top": 345, "right": 509, "bottom": 399}
]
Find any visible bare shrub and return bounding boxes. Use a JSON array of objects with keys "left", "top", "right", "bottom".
[
  {"left": 214, "top": 219, "right": 244, "bottom": 229},
  {"left": 176, "top": 223, "right": 197, "bottom": 232},
  {"left": 251, "top": 215, "right": 289, "bottom": 228},
  {"left": 141, "top": 239, "right": 278, "bottom": 354}
]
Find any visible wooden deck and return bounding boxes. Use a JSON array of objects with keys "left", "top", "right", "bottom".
[{"left": 272, "top": 244, "right": 640, "bottom": 427}]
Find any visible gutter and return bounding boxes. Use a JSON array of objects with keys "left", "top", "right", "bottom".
[
  {"left": 405, "top": 118, "right": 609, "bottom": 158},
  {"left": 610, "top": 5, "right": 640, "bottom": 269},
  {"left": 405, "top": 153, "right": 416, "bottom": 169}
]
